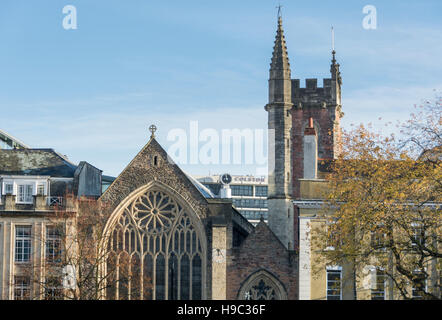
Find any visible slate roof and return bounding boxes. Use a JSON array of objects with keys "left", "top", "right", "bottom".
[
  {"left": 184, "top": 172, "right": 215, "bottom": 199},
  {"left": 0, "top": 129, "right": 30, "bottom": 149},
  {"left": 0, "top": 149, "right": 77, "bottom": 178},
  {"left": 102, "top": 175, "right": 116, "bottom": 183}
]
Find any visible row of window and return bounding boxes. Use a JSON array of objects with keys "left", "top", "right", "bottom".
[
  {"left": 371, "top": 227, "right": 426, "bottom": 248},
  {"left": 326, "top": 268, "right": 427, "bottom": 300},
  {"left": 13, "top": 225, "right": 63, "bottom": 300},
  {"left": 1, "top": 182, "right": 47, "bottom": 204},
  {"left": 201, "top": 183, "right": 268, "bottom": 198},
  {"left": 239, "top": 210, "right": 269, "bottom": 220},
  {"left": 4, "top": 184, "right": 35, "bottom": 203},
  {"left": 328, "top": 225, "right": 427, "bottom": 250},
  {"left": 9, "top": 269, "right": 434, "bottom": 301},
  {"left": 15, "top": 226, "right": 62, "bottom": 263},
  {"left": 232, "top": 199, "right": 268, "bottom": 209},
  {"left": 13, "top": 276, "right": 63, "bottom": 300},
  {"left": 231, "top": 185, "right": 268, "bottom": 197}
]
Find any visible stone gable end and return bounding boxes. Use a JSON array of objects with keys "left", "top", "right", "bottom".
[
  {"left": 99, "top": 138, "right": 209, "bottom": 220},
  {"left": 227, "top": 221, "right": 298, "bottom": 299}
]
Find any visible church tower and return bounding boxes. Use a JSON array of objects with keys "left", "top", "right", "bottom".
[
  {"left": 265, "top": 16, "right": 295, "bottom": 250},
  {"left": 266, "top": 15, "right": 343, "bottom": 250},
  {"left": 291, "top": 44, "right": 342, "bottom": 199}
]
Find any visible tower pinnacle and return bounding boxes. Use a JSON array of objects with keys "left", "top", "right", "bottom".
[
  {"left": 270, "top": 16, "right": 291, "bottom": 78},
  {"left": 331, "top": 50, "right": 341, "bottom": 85},
  {"left": 331, "top": 26, "right": 337, "bottom": 65},
  {"left": 330, "top": 27, "right": 342, "bottom": 85}
]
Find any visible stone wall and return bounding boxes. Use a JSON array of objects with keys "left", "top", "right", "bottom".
[
  {"left": 226, "top": 221, "right": 298, "bottom": 300},
  {"left": 100, "top": 138, "right": 210, "bottom": 220}
]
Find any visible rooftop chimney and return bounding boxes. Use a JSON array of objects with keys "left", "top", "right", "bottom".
[{"left": 303, "top": 117, "right": 318, "bottom": 179}]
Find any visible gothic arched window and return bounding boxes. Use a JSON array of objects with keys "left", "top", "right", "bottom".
[
  {"left": 104, "top": 188, "right": 206, "bottom": 300},
  {"left": 238, "top": 270, "right": 287, "bottom": 300}
]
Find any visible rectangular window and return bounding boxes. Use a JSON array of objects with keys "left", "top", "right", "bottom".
[
  {"left": 231, "top": 185, "right": 253, "bottom": 196},
  {"left": 326, "top": 221, "right": 341, "bottom": 250},
  {"left": 412, "top": 271, "right": 426, "bottom": 299},
  {"left": 15, "top": 226, "right": 32, "bottom": 262},
  {"left": 17, "top": 184, "right": 33, "bottom": 203},
  {"left": 239, "top": 210, "right": 268, "bottom": 220},
  {"left": 37, "top": 184, "right": 45, "bottom": 196},
  {"left": 255, "top": 186, "right": 268, "bottom": 197},
  {"left": 371, "top": 269, "right": 386, "bottom": 300},
  {"left": 44, "top": 277, "right": 63, "bottom": 300},
  {"left": 326, "top": 268, "right": 342, "bottom": 300},
  {"left": 232, "top": 198, "right": 267, "bottom": 209},
  {"left": 371, "top": 230, "right": 386, "bottom": 249},
  {"left": 411, "top": 225, "right": 425, "bottom": 248},
  {"left": 4, "top": 183, "right": 13, "bottom": 195},
  {"left": 14, "top": 276, "right": 31, "bottom": 300},
  {"left": 46, "top": 226, "right": 62, "bottom": 263}
]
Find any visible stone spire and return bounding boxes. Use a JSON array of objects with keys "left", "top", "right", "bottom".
[
  {"left": 268, "top": 16, "right": 292, "bottom": 105},
  {"left": 270, "top": 17, "right": 291, "bottom": 82}
]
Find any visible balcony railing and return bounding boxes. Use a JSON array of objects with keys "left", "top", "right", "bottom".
[
  {"left": 0, "top": 195, "right": 67, "bottom": 211},
  {"left": 47, "top": 197, "right": 64, "bottom": 207}
]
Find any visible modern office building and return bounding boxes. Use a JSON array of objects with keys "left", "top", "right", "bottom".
[{"left": 194, "top": 175, "right": 268, "bottom": 225}]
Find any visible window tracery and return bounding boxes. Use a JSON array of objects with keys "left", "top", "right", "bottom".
[
  {"left": 245, "top": 279, "right": 277, "bottom": 300},
  {"left": 105, "top": 189, "right": 205, "bottom": 300},
  {"left": 239, "top": 270, "right": 287, "bottom": 300}
]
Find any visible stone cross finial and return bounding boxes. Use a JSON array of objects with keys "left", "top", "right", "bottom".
[{"left": 149, "top": 124, "right": 157, "bottom": 138}]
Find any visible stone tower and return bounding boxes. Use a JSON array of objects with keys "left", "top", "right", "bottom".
[
  {"left": 266, "top": 15, "right": 343, "bottom": 249},
  {"left": 291, "top": 47, "right": 342, "bottom": 199},
  {"left": 265, "top": 16, "right": 295, "bottom": 250}
]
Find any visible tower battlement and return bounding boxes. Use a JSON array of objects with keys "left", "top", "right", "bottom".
[{"left": 291, "top": 78, "right": 339, "bottom": 108}]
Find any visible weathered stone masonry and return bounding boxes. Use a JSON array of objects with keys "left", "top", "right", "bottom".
[{"left": 227, "top": 221, "right": 298, "bottom": 300}]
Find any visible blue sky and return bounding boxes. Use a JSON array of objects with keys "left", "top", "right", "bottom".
[{"left": 0, "top": 0, "right": 441, "bottom": 177}]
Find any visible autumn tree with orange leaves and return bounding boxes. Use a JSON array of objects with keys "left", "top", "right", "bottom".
[{"left": 313, "top": 96, "right": 441, "bottom": 300}]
